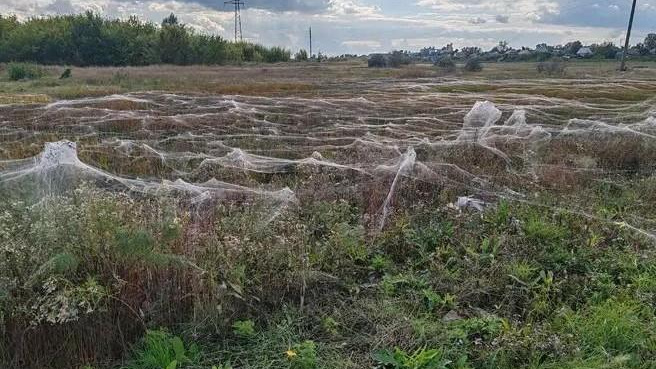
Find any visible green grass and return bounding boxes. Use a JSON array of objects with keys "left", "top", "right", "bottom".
[{"left": 6, "top": 62, "right": 46, "bottom": 81}]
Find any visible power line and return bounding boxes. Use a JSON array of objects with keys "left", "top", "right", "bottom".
[
  {"left": 225, "top": 0, "right": 244, "bottom": 42},
  {"left": 620, "top": 0, "right": 638, "bottom": 71}
]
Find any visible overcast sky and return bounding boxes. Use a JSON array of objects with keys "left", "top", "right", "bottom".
[{"left": 1, "top": 0, "right": 655, "bottom": 54}]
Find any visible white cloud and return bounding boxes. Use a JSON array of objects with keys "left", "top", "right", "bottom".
[
  {"left": 327, "top": 0, "right": 381, "bottom": 16},
  {"left": 469, "top": 17, "right": 487, "bottom": 24},
  {"left": 495, "top": 14, "right": 510, "bottom": 23},
  {"left": 342, "top": 40, "right": 382, "bottom": 48}
]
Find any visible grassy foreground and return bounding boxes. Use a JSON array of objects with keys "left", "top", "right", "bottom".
[{"left": 2, "top": 182, "right": 656, "bottom": 369}]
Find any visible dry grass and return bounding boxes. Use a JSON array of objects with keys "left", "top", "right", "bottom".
[{"left": 0, "top": 94, "right": 51, "bottom": 105}]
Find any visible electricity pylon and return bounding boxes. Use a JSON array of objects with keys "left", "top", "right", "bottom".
[{"left": 225, "top": 0, "right": 244, "bottom": 42}]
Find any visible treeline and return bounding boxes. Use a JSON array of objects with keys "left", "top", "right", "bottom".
[{"left": 0, "top": 12, "right": 291, "bottom": 66}]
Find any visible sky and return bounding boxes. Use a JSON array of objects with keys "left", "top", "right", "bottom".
[{"left": 1, "top": 0, "right": 655, "bottom": 55}]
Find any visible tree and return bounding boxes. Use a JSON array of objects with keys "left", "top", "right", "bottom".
[
  {"left": 564, "top": 41, "right": 582, "bottom": 55},
  {"left": 295, "top": 49, "right": 308, "bottom": 61},
  {"left": 460, "top": 47, "right": 481, "bottom": 58},
  {"left": 592, "top": 42, "right": 620, "bottom": 59},
  {"left": 0, "top": 15, "right": 18, "bottom": 40},
  {"left": 69, "top": 12, "right": 113, "bottom": 66},
  {"left": 368, "top": 54, "right": 387, "bottom": 68},
  {"left": 158, "top": 13, "right": 190, "bottom": 64},
  {"left": 493, "top": 40, "right": 509, "bottom": 53},
  {"left": 387, "top": 50, "right": 411, "bottom": 68},
  {"left": 0, "top": 12, "right": 289, "bottom": 66},
  {"left": 645, "top": 33, "right": 656, "bottom": 51}
]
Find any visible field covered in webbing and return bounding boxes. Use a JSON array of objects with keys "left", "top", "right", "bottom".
[{"left": 2, "top": 61, "right": 656, "bottom": 369}]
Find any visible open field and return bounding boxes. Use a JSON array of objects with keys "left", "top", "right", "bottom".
[{"left": 1, "top": 60, "right": 656, "bottom": 369}]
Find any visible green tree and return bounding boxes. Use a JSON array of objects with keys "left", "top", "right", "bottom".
[
  {"left": 0, "top": 12, "right": 289, "bottom": 66},
  {"left": 159, "top": 13, "right": 191, "bottom": 65},
  {"left": 645, "top": 33, "right": 656, "bottom": 51},
  {"left": 564, "top": 40, "right": 582, "bottom": 55},
  {"left": 295, "top": 49, "right": 308, "bottom": 61}
]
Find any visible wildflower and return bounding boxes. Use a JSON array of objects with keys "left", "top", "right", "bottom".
[{"left": 286, "top": 349, "right": 298, "bottom": 359}]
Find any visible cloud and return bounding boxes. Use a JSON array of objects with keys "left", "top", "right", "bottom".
[
  {"left": 328, "top": 0, "right": 381, "bottom": 16},
  {"left": 342, "top": 40, "right": 381, "bottom": 49},
  {"left": 45, "top": 0, "right": 76, "bottom": 14},
  {"left": 469, "top": 17, "right": 486, "bottom": 24},
  {"left": 495, "top": 14, "right": 509, "bottom": 23},
  {"left": 195, "top": 0, "right": 331, "bottom": 13},
  {"left": 537, "top": 0, "right": 656, "bottom": 29}
]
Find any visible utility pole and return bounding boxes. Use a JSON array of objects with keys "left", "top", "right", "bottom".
[
  {"left": 620, "top": 0, "right": 638, "bottom": 71},
  {"left": 309, "top": 27, "right": 313, "bottom": 57},
  {"left": 225, "top": 0, "right": 244, "bottom": 42}
]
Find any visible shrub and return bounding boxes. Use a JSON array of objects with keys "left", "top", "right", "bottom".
[
  {"left": 124, "top": 329, "right": 200, "bottom": 369},
  {"left": 373, "top": 347, "right": 450, "bottom": 369},
  {"left": 368, "top": 54, "right": 388, "bottom": 68},
  {"left": 232, "top": 319, "right": 256, "bottom": 338},
  {"left": 321, "top": 317, "right": 339, "bottom": 336},
  {"left": 388, "top": 51, "right": 412, "bottom": 68},
  {"left": 435, "top": 57, "right": 456, "bottom": 72},
  {"left": 6, "top": 63, "right": 45, "bottom": 81},
  {"left": 59, "top": 68, "right": 72, "bottom": 79},
  {"left": 463, "top": 58, "right": 483, "bottom": 72},
  {"left": 287, "top": 340, "right": 317, "bottom": 369},
  {"left": 537, "top": 58, "right": 567, "bottom": 76}
]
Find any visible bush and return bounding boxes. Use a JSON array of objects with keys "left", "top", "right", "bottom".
[
  {"left": 537, "top": 58, "right": 567, "bottom": 76},
  {"left": 368, "top": 54, "right": 388, "bottom": 68},
  {"left": 232, "top": 319, "right": 256, "bottom": 338},
  {"left": 373, "top": 347, "right": 450, "bottom": 369},
  {"left": 287, "top": 341, "right": 317, "bottom": 369},
  {"left": 6, "top": 63, "right": 44, "bottom": 81},
  {"left": 124, "top": 329, "right": 200, "bottom": 369},
  {"left": 463, "top": 58, "right": 483, "bottom": 72},
  {"left": 435, "top": 57, "right": 456, "bottom": 72},
  {"left": 388, "top": 51, "right": 412, "bottom": 68}
]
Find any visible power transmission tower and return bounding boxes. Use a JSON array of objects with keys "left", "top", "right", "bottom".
[
  {"left": 225, "top": 0, "right": 244, "bottom": 42},
  {"left": 620, "top": 0, "right": 638, "bottom": 71}
]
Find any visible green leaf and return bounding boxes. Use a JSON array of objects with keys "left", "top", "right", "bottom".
[
  {"left": 165, "top": 359, "right": 177, "bottom": 369},
  {"left": 170, "top": 336, "right": 186, "bottom": 361}
]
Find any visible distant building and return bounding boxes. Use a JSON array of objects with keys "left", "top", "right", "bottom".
[{"left": 577, "top": 47, "right": 593, "bottom": 58}]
